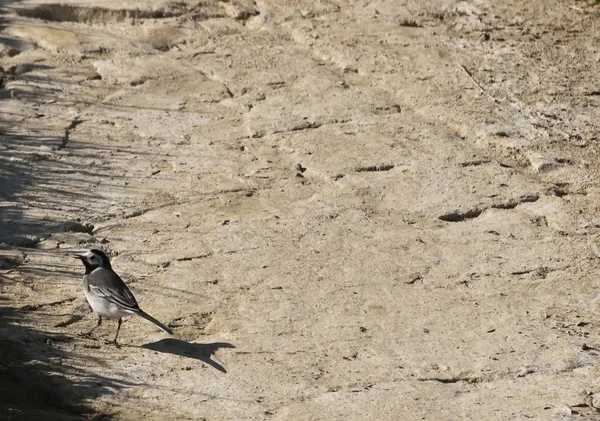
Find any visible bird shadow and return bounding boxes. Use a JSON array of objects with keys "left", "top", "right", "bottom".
[{"left": 141, "top": 339, "right": 235, "bottom": 373}]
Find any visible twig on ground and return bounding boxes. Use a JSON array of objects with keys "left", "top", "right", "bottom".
[{"left": 457, "top": 63, "right": 499, "bottom": 103}]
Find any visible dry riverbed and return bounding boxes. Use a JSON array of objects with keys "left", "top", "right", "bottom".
[{"left": 1, "top": 1, "right": 600, "bottom": 419}]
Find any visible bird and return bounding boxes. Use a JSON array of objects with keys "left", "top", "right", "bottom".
[{"left": 74, "top": 249, "right": 173, "bottom": 346}]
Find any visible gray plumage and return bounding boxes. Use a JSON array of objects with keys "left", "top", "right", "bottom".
[{"left": 75, "top": 249, "right": 172, "bottom": 346}]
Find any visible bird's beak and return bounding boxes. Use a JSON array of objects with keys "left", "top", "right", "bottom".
[{"left": 73, "top": 254, "right": 84, "bottom": 260}]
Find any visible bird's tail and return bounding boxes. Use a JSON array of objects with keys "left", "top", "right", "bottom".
[{"left": 137, "top": 310, "right": 173, "bottom": 334}]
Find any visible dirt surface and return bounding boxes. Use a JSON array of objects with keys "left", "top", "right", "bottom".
[{"left": 1, "top": 0, "right": 600, "bottom": 419}]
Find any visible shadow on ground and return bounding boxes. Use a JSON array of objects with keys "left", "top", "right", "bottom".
[
  {"left": 142, "top": 339, "right": 236, "bottom": 373},
  {"left": 0, "top": 291, "right": 136, "bottom": 420},
  {"left": 0, "top": 3, "right": 132, "bottom": 418}
]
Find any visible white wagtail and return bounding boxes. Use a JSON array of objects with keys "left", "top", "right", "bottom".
[{"left": 74, "top": 249, "right": 173, "bottom": 346}]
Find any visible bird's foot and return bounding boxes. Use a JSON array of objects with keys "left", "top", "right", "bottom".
[{"left": 107, "top": 339, "right": 121, "bottom": 349}]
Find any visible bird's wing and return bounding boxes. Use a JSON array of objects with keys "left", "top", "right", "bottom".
[{"left": 85, "top": 268, "right": 140, "bottom": 311}]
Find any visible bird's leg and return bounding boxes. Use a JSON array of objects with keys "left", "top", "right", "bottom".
[
  {"left": 110, "top": 318, "right": 123, "bottom": 348},
  {"left": 85, "top": 315, "right": 102, "bottom": 336}
]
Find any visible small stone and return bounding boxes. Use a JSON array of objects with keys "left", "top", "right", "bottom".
[
  {"left": 552, "top": 404, "right": 572, "bottom": 416},
  {"left": 527, "top": 152, "right": 558, "bottom": 173},
  {"left": 583, "top": 391, "right": 594, "bottom": 408},
  {"left": 570, "top": 135, "right": 588, "bottom": 147},
  {"left": 517, "top": 367, "right": 535, "bottom": 377},
  {"left": 220, "top": 0, "right": 259, "bottom": 20},
  {"left": 36, "top": 240, "right": 59, "bottom": 250},
  {"left": 406, "top": 273, "right": 423, "bottom": 284},
  {"left": 62, "top": 221, "right": 94, "bottom": 233},
  {"left": 4, "top": 236, "right": 39, "bottom": 247},
  {"left": 0, "top": 250, "right": 27, "bottom": 268},
  {"left": 12, "top": 63, "right": 34, "bottom": 76}
]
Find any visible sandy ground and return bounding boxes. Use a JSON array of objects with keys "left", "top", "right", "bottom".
[{"left": 1, "top": 0, "right": 600, "bottom": 419}]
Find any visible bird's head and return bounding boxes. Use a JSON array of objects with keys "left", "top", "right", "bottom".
[{"left": 74, "top": 249, "right": 112, "bottom": 273}]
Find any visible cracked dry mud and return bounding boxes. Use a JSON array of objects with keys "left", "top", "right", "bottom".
[{"left": 1, "top": 0, "right": 600, "bottom": 420}]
